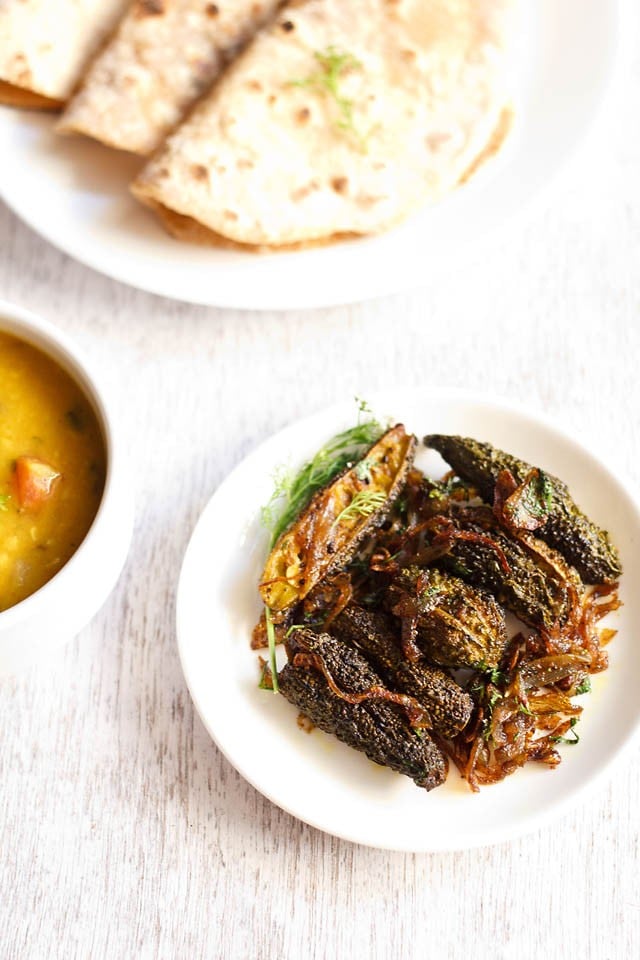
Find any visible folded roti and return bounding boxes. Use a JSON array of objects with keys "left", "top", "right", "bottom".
[
  {"left": 132, "top": 0, "right": 515, "bottom": 248},
  {"left": 0, "top": 0, "right": 127, "bottom": 108},
  {"left": 58, "top": 0, "right": 283, "bottom": 154}
]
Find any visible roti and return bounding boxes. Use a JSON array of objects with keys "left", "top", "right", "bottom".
[
  {"left": 131, "top": 0, "right": 516, "bottom": 248},
  {"left": 58, "top": 0, "right": 283, "bottom": 155},
  {"left": 0, "top": 0, "right": 127, "bottom": 107}
]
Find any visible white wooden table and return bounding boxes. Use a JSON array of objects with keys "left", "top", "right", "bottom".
[{"left": 2, "top": 38, "right": 640, "bottom": 960}]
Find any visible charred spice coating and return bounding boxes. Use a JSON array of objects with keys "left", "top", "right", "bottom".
[
  {"left": 386, "top": 567, "right": 509, "bottom": 670},
  {"left": 279, "top": 629, "right": 447, "bottom": 789},
  {"left": 330, "top": 605, "right": 473, "bottom": 737},
  {"left": 424, "top": 434, "right": 622, "bottom": 583},
  {"left": 433, "top": 508, "right": 583, "bottom": 632}
]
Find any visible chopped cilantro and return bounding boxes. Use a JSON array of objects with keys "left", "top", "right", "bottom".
[
  {"left": 473, "top": 661, "right": 505, "bottom": 686},
  {"left": 575, "top": 676, "right": 592, "bottom": 696},
  {"left": 354, "top": 457, "right": 374, "bottom": 482},
  {"left": 551, "top": 717, "right": 580, "bottom": 745},
  {"left": 520, "top": 470, "right": 554, "bottom": 519}
]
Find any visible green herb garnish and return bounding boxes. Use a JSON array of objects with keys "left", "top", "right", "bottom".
[
  {"left": 355, "top": 397, "right": 374, "bottom": 417},
  {"left": 336, "top": 489, "right": 387, "bottom": 524},
  {"left": 292, "top": 46, "right": 367, "bottom": 149},
  {"left": 535, "top": 470, "right": 554, "bottom": 512},
  {"left": 354, "top": 457, "right": 374, "bottom": 482},
  {"left": 518, "top": 469, "right": 554, "bottom": 520},
  {"left": 575, "top": 676, "right": 591, "bottom": 696},
  {"left": 469, "top": 661, "right": 506, "bottom": 741},
  {"left": 394, "top": 493, "right": 408, "bottom": 515},
  {"left": 261, "top": 401, "right": 384, "bottom": 548},
  {"left": 481, "top": 689, "right": 503, "bottom": 742},
  {"left": 473, "top": 661, "right": 506, "bottom": 687},
  {"left": 550, "top": 717, "right": 580, "bottom": 745},
  {"left": 502, "top": 468, "right": 555, "bottom": 533},
  {"left": 264, "top": 605, "right": 279, "bottom": 694},
  {"left": 428, "top": 476, "right": 473, "bottom": 501},
  {"left": 0, "top": 494, "right": 10, "bottom": 512}
]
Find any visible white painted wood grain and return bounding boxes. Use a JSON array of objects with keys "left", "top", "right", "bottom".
[{"left": 1, "top": 33, "right": 640, "bottom": 960}]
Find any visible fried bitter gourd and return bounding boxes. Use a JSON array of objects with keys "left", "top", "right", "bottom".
[
  {"left": 386, "top": 567, "right": 509, "bottom": 670},
  {"left": 261, "top": 424, "right": 415, "bottom": 612},
  {"left": 431, "top": 509, "right": 583, "bottom": 632},
  {"left": 279, "top": 629, "right": 447, "bottom": 790},
  {"left": 424, "top": 434, "right": 621, "bottom": 583},
  {"left": 330, "top": 606, "right": 473, "bottom": 737}
]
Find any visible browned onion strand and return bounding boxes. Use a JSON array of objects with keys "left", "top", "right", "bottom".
[
  {"left": 291, "top": 651, "right": 432, "bottom": 729},
  {"left": 440, "top": 580, "right": 620, "bottom": 790},
  {"left": 431, "top": 523, "right": 512, "bottom": 575},
  {"left": 302, "top": 571, "right": 354, "bottom": 627},
  {"left": 251, "top": 608, "right": 291, "bottom": 649}
]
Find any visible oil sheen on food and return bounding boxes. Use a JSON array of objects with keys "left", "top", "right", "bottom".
[{"left": 0, "top": 331, "right": 106, "bottom": 611}]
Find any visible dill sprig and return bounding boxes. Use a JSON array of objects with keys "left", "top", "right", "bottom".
[
  {"left": 264, "top": 605, "right": 279, "bottom": 694},
  {"left": 0, "top": 494, "right": 10, "bottom": 512},
  {"left": 336, "top": 489, "right": 387, "bottom": 524},
  {"left": 292, "top": 46, "right": 367, "bottom": 149},
  {"left": 261, "top": 400, "right": 384, "bottom": 548}
]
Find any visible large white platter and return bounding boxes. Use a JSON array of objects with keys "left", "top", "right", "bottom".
[
  {"left": 176, "top": 390, "right": 639, "bottom": 851},
  {"left": 0, "top": 0, "right": 620, "bottom": 310}
]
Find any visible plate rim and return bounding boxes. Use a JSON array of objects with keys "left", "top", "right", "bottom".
[{"left": 176, "top": 387, "right": 640, "bottom": 851}]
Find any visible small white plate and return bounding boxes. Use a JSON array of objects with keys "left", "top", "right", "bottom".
[
  {"left": 177, "top": 391, "right": 640, "bottom": 851},
  {"left": 0, "top": 0, "right": 620, "bottom": 310}
]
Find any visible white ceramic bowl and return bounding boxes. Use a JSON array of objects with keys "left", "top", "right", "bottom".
[{"left": 0, "top": 300, "right": 133, "bottom": 673}]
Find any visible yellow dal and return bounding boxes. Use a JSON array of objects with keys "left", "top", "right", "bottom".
[{"left": 0, "top": 331, "right": 106, "bottom": 611}]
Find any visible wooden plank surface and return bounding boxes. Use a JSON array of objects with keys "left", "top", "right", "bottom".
[{"left": 1, "top": 31, "right": 640, "bottom": 960}]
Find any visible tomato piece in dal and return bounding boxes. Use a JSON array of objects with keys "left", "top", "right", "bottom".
[{"left": 0, "top": 332, "right": 106, "bottom": 611}]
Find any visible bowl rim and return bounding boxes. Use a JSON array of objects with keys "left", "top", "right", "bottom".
[{"left": 0, "top": 298, "right": 119, "bottom": 627}]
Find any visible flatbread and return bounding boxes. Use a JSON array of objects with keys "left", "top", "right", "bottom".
[
  {"left": 0, "top": 79, "right": 62, "bottom": 110},
  {"left": 142, "top": 105, "right": 514, "bottom": 253},
  {"left": 145, "top": 198, "right": 361, "bottom": 252},
  {"left": 0, "top": 0, "right": 127, "bottom": 107},
  {"left": 58, "top": 0, "right": 283, "bottom": 155},
  {"left": 132, "top": 0, "right": 516, "bottom": 248}
]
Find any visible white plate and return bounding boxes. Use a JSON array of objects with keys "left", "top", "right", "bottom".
[
  {"left": 0, "top": 0, "right": 620, "bottom": 310},
  {"left": 177, "top": 390, "right": 640, "bottom": 851}
]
